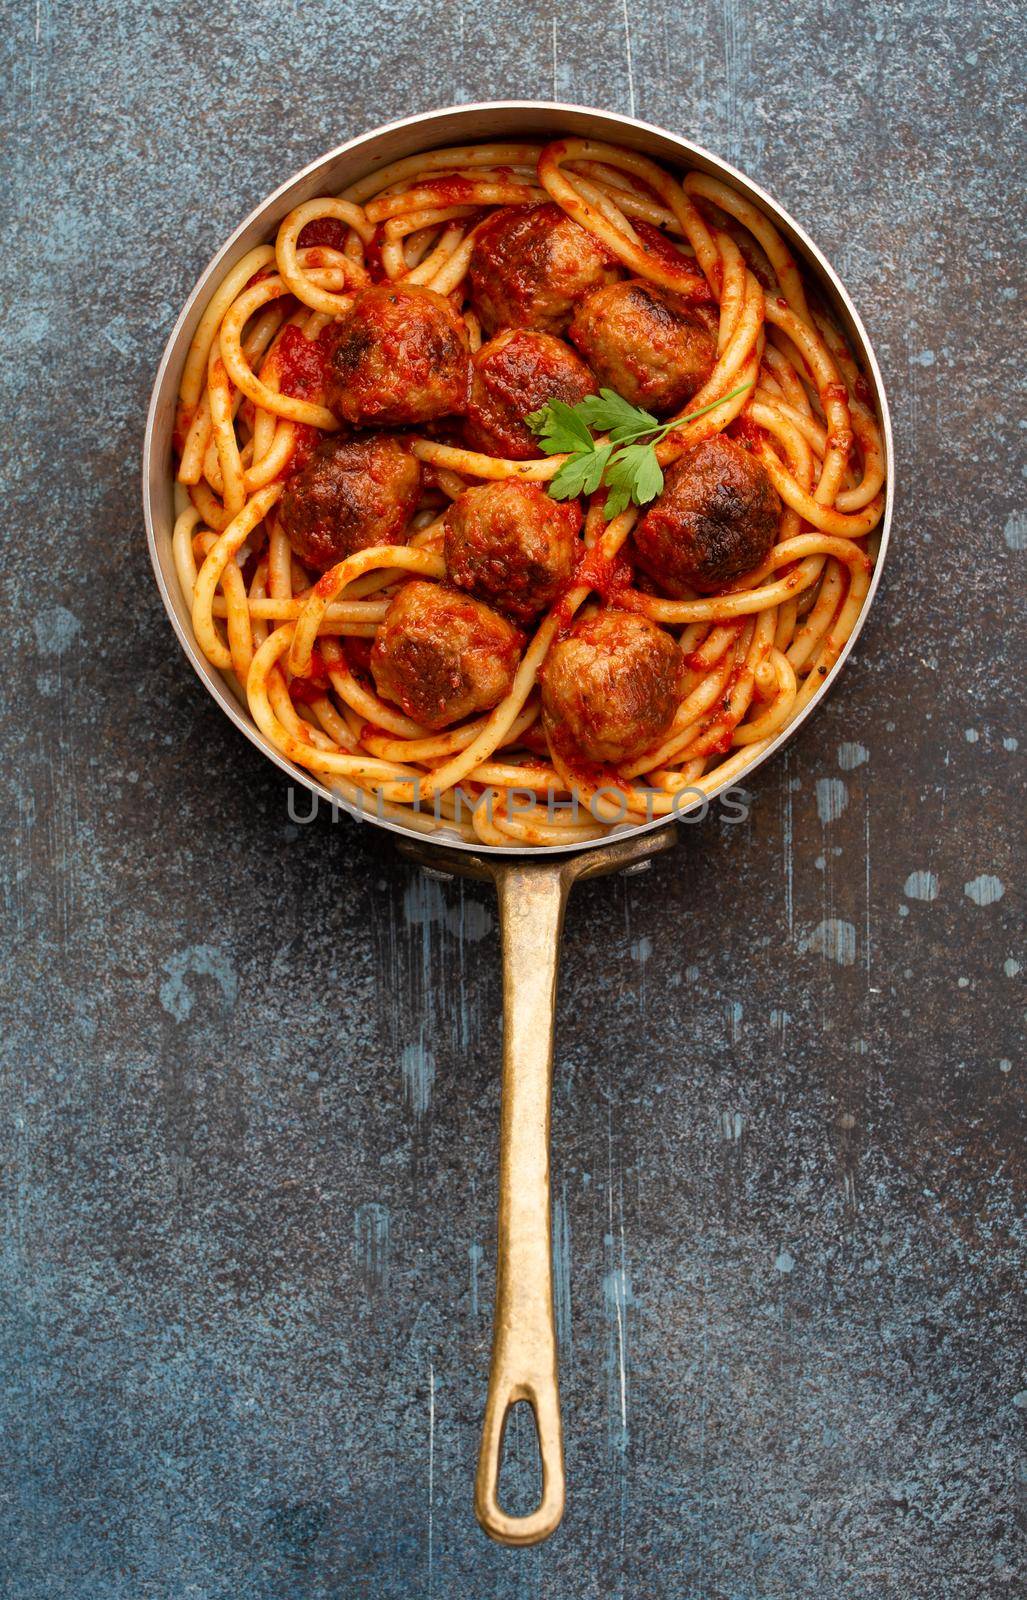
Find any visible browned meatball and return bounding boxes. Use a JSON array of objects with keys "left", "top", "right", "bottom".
[
  {"left": 633, "top": 436, "right": 781, "bottom": 594},
  {"left": 569, "top": 279, "right": 718, "bottom": 414},
  {"left": 324, "top": 285, "right": 470, "bottom": 426},
  {"left": 464, "top": 329, "right": 597, "bottom": 459},
  {"left": 370, "top": 581, "right": 522, "bottom": 730},
  {"left": 540, "top": 610, "right": 681, "bottom": 765},
  {"left": 468, "top": 204, "right": 619, "bottom": 337},
  {"left": 444, "top": 481, "right": 581, "bottom": 623},
  {"left": 279, "top": 434, "right": 420, "bottom": 572}
]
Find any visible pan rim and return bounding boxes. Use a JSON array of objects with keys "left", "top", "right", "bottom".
[{"left": 142, "top": 99, "right": 894, "bottom": 858}]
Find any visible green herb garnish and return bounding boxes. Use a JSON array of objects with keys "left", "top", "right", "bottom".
[{"left": 526, "top": 382, "right": 755, "bottom": 520}]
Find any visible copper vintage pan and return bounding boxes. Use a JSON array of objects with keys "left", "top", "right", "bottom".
[{"left": 142, "top": 101, "right": 894, "bottom": 1546}]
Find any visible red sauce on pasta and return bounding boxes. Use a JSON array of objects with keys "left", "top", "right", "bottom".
[
  {"left": 297, "top": 217, "right": 349, "bottom": 252},
  {"left": 275, "top": 326, "right": 328, "bottom": 400}
]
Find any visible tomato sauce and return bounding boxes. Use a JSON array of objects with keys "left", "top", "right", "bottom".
[
  {"left": 290, "top": 646, "right": 330, "bottom": 701},
  {"left": 363, "top": 225, "right": 389, "bottom": 283},
  {"left": 173, "top": 402, "right": 194, "bottom": 455},
  {"left": 728, "top": 416, "right": 765, "bottom": 452},
  {"left": 575, "top": 543, "right": 633, "bottom": 600},
  {"left": 633, "top": 221, "right": 714, "bottom": 301},
  {"left": 546, "top": 541, "right": 635, "bottom": 640},
  {"left": 853, "top": 372, "right": 874, "bottom": 408},
  {"left": 297, "top": 217, "right": 349, "bottom": 252},
  {"left": 546, "top": 719, "right": 631, "bottom": 797},
  {"left": 280, "top": 423, "right": 321, "bottom": 479},
  {"left": 414, "top": 174, "right": 488, "bottom": 208},
  {"left": 343, "top": 637, "right": 374, "bottom": 677},
  {"left": 275, "top": 325, "right": 328, "bottom": 401}
]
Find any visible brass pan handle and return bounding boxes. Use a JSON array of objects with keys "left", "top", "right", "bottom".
[
  {"left": 474, "top": 862, "right": 568, "bottom": 1545},
  {"left": 396, "top": 824, "right": 677, "bottom": 1547}
]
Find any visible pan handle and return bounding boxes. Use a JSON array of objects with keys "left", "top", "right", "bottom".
[
  {"left": 397, "top": 822, "right": 677, "bottom": 1546},
  {"left": 474, "top": 859, "right": 570, "bottom": 1546}
]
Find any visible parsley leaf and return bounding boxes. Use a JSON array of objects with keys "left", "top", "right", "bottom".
[
  {"left": 576, "top": 388, "right": 658, "bottom": 440},
  {"left": 526, "top": 380, "right": 754, "bottom": 521},
  {"left": 602, "top": 446, "right": 652, "bottom": 519},
  {"left": 549, "top": 443, "right": 611, "bottom": 499},
  {"left": 525, "top": 398, "right": 595, "bottom": 456},
  {"left": 632, "top": 446, "right": 664, "bottom": 505}
]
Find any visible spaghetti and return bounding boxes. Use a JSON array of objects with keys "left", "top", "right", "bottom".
[{"left": 173, "top": 137, "right": 886, "bottom": 847}]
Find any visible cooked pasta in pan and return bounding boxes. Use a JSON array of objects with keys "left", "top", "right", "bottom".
[{"left": 173, "top": 137, "right": 886, "bottom": 846}]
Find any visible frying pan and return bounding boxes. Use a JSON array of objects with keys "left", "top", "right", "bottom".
[{"left": 142, "top": 101, "right": 894, "bottom": 1546}]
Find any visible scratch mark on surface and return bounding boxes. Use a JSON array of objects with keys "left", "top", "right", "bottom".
[
  {"left": 401, "top": 1039, "right": 435, "bottom": 1119},
  {"left": 468, "top": 1240, "right": 482, "bottom": 1318},
  {"left": 630, "top": 932, "right": 652, "bottom": 1012},
  {"left": 354, "top": 1202, "right": 390, "bottom": 1293},
  {"left": 769, "top": 1008, "right": 790, "bottom": 1048},
  {"left": 782, "top": 758, "right": 795, "bottom": 936},
  {"left": 720, "top": 1109, "right": 742, "bottom": 1142},
  {"left": 620, "top": 0, "right": 637, "bottom": 117},
  {"left": 864, "top": 798, "right": 872, "bottom": 980},
  {"left": 552, "top": 1184, "right": 573, "bottom": 1356},
  {"left": 604, "top": 1160, "right": 632, "bottom": 1459},
  {"left": 427, "top": 1362, "right": 435, "bottom": 1598}
]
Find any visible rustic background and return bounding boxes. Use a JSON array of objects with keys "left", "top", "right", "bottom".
[{"left": 2, "top": 1, "right": 1024, "bottom": 1596}]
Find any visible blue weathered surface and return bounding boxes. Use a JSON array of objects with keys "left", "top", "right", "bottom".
[{"left": 1, "top": 2, "right": 1024, "bottom": 1596}]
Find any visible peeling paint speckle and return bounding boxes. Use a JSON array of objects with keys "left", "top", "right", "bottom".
[
  {"left": 1003, "top": 510, "right": 1027, "bottom": 550},
  {"left": 816, "top": 776, "right": 849, "bottom": 823},
  {"left": 401, "top": 1040, "right": 435, "bottom": 1118},
  {"left": 32, "top": 606, "right": 81, "bottom": 655},
  {"left": 158, "top": 945, "right": 238, "bottom": 1021},
  {"left": 964, "top": 874, "right": 1006, "bottom": 906},
  {"left": 802, "top": 918, "right": 857, "bottom": 966}
]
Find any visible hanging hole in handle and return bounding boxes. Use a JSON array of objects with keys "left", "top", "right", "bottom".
[
  {"left": 475, "top": 1381, "right": 565, "bottom": 1545},
  {"left": 497, "top": 1400, "right": 542, "bottom": 1518}
]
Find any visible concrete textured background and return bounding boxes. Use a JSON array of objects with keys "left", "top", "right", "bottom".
[{"left": 1, "top": 1, "right": 1024, "bottom": 1595}]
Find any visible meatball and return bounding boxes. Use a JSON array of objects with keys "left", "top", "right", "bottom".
[
  {"left": 468, "top": 204, "right": 619, "bottom": 337},
  {"left": 324, "top": 284, "right": 470, "bottom": 426},
  {"left": 569, "top": 279, "right": 717, "bottom": 414},
  {"left": 444, "top": 481, "right": 581, "bottom": 623},
  {"left": 465, "top": 329, "right": 597, "bottom": 459},
  {"left": 370, "top": 581, "right": 522, "bottom": 730},
  {"left": 540, "top": 610, "right": 681, "bottom": 765},
  {"left": 633, "top": 436, "right": 781, "bottom": 594},
  {"left": 280, "top": 434, "right": 420, "bottom": 572}
]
